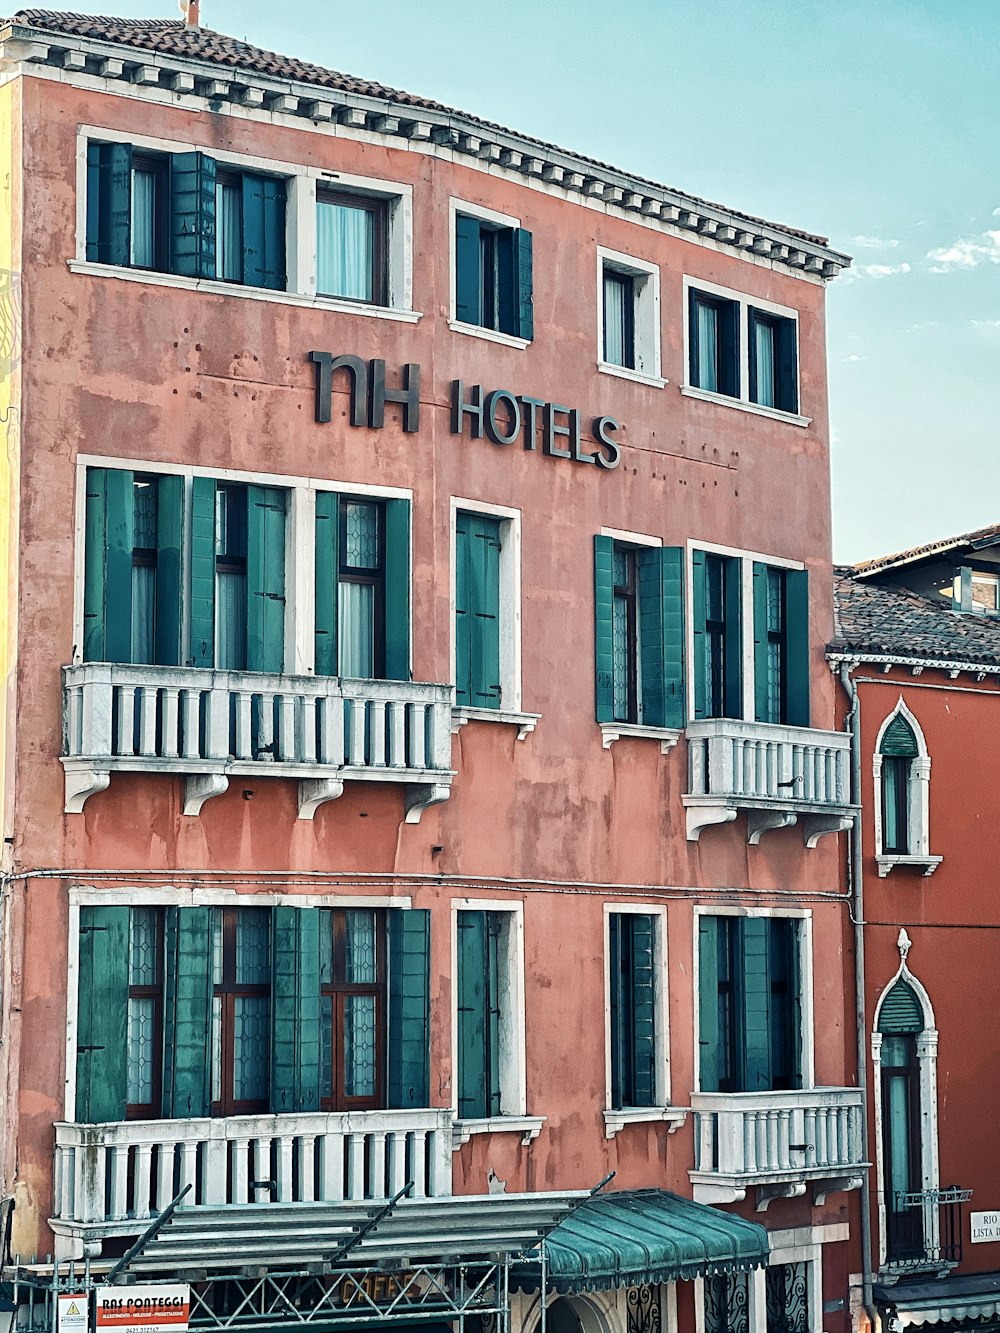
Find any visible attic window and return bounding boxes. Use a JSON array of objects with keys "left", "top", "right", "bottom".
[{"left": 953, "top": 566, "right": 1000, "bottom": 614}]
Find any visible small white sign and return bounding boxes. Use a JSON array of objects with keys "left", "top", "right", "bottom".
[
  {"left": 971, "top": 1211, "right": 1000, "bottom": 1243},
  {"left": 58, "top": 1295, "right": 89, "bottom": 1333}
]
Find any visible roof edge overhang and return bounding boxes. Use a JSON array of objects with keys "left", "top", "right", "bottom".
[
  {"left": 0, "top": 17, "right": 852, "bottom": 280},
  {"left": 827, "top": 649, "right": 1000, "bottom": 678}
]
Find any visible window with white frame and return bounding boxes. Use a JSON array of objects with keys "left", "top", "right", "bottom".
[
  {"left": 79, "top": 129, "right": 414, "bottom": 315},
  {"left": 451, "top": 500, "right": 523, "bottom": 715},
  {"left": 449, "top": 199, "right": 533, "bottom": 343},
  {"left": 453, "top": 902, "right": 525, "bottom": 1120},
  {"left": 606, "top": 907, "right": 668, "bottom": 1110},
  {"left": 685, "top": 278, "right": 801, "bottom": 418},
  {"left": 598, "top": 247, "right": 662, "bottom": 381},
  {"left": 873, "top": 701, "right": 938, "bottom": 875}
]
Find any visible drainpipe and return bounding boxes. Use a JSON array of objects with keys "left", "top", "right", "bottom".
[{"left": 840, "top": 662, "right": 877, "bottom": 1333}]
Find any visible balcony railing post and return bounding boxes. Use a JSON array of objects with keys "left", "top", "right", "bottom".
[
  {"left": 80, "top": 665, "right": 114, "bottom": 758},
  {"left": 205, "top": 684, "right": 231, "bottom": 761}
]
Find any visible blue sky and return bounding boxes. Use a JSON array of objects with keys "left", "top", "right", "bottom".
[{"left": 30, "top": 0, "right": 1000, "bottom": 561}]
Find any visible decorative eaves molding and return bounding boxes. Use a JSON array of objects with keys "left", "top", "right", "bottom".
[
  {"left": 0, "top": 21, "right": 851, "bottom": 280},
  {"left": 828, "top": 650, "right": 1000, "bottom": 681}
]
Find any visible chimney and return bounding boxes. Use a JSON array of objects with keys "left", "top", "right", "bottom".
[{"left": 178, "top": 0, "right": 200, "bottom": 28}]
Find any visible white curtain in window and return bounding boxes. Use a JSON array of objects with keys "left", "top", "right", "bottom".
[
  {"left": 317, "top": 201, "right": 373, "bottom": 300},
  {"left": 697, "top": 301, "right": 718, "bottom": 392},
  {"left": 604, "top": 273, "right": 627, "bottom": 366},
  {"left": 755, "top": 319, "right": 776, "bottom": 407},
  {"left": 130, "top": 169, "right": 156, "bottom": 267},
  {"left": 338, "top": 582, "right": 375, "bottom": 678},
  {"left": 216, "top": 181, "right": 242, "bottom": 281},
  {"left": 216, "top": 571, "right": 247, "bottom": 670},
  {"left": 131, "top": 564, "right": 155, "bottom": 665}
]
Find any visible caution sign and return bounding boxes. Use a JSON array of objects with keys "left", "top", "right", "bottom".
[
  {"left": 95, "top": 1286, "right": 190, "bottom": 1333},
  {"left": 58, "top": 1295, "right": 89, "bottom": 1333}
]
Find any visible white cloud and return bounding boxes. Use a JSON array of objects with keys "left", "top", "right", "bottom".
[
  {"left": 854, "top": 262, "right": 911, "bottom": 279},
  {"left": 845, "top": 353, "right": 865, "bottom": 362},
  {"left": 852, "top": 235, "right": 901, "bottom": 249},
  {"left": 972, "top": 319, "right": 1000, "bottom": 333},
  {"left": 993, "top": 207, "right": 1000, "bottom": 217},
  {"left": 927, "top": 229, "right": 1000, "bottom": 272}
]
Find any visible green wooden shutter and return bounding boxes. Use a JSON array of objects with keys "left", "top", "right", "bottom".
[
  {"left": 698, "top": 915, "right": 721, "bottom": 1093},
  {"left": 455, "top": 514, "right": 501, "bottom": 709},
  {"left": 719, "top": 301, "right": 740, "bottom": 397},
  {"left": 456, "top": 910, "right": 488, "bottom": 1119},
  {"left": 271, "top": 907, "right": 321, "bottom": 1113},
  {"left": 513, "top": 228, "right": 534, "bottom": 340},
  {"left": 455, "top": 213, "right": 481, "bottom": 325},
  {"left": 84, "top": 468, "right": 134, "bottom": 663},
  {"left": 155, "top": 474, "right": 184, "bottom": 667},
  {"left": 76, "top": 906, "right": 129, "bottom": 1122},
  {"left": 594, "top": 535, "right": 615, "bottom": 723},
  {"left": 189, "top": 476, "right": 216, "bottom": 668},
  {"left": 688, "top": 288, "right": 701, "bottom": 387},
  {"left": 608, "top": 913, "right": 625, "bottom": 1110},
  {"left": 741, "top": 916, "right": 771, "bottom": 1092},
  {"left": 247, "top": 486, "right": 286, "bottom": 673},
  {"left": 637, "top": 547, "right": 685, "bottom": 730},
  {"left": 784, "top": 568, "right": 810, "bottom": 727},
  {"left": 881, "top": 715, "right": 919, "bottom": 758},
  {"left": 691, "top": 548, "right": 708, "bottom": 719},
  {"left": 384, "top": 499, "right": 411, "bottom": 682},
  {"left": 162, "top": 907, "right": 212, "bottom": 1118},
  {"left": 485, "top": 914, "right": 502, "bottom": 1116},
  {"left": 387, "top": 909, "right": 431, "bottom": 1109},
  {"left": 170, "top": 151, "right": 217, "bottom": 280},
  {"left": 878, "top": 980, "right": 923, "bottom": 1034},
  {"left": 314, "top": 491, "right": 339, "bottom": 676},
  {"left": 242, "top": 173, "right": 287, "bottom": 290},
  {"left": 630, "top": 914, "right": 657, "bottom": 1107},
  {"left": 87, "top": 142, "right": 132, "bottom": 266},
  {"left": 777, "top": 318, "right": 799, "bottom": 414},
  {"left": 723, "top": 556, "right": 744, "bottom": 718},
  {"left": 748, "top": 309, "right": 761, "bottom": 404},
  {"left": 752, "top": 562, "right": 769, "bottom": 723}
]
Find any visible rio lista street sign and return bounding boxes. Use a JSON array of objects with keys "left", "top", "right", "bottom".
[{"left": 972, "top": 1211, "right": 1000, "bottom": 1243}]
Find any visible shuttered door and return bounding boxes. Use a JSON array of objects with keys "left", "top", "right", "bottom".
[
  {"left": 630, "top": 914, "right": 657, "bottom": 1106},
  {"left": 76, "top": 906, "right": 130, "bottom": 1122},
  {"left": 752, "top": 562, "right": 770, "bottom": 723},
  {"left": 155, "top": 474, "right": 184, "bottom": 666},
  {"left": 637, "top": 547, "right": 686, "bottom": 730},
  {"left": 246, "top": 486, "right": 286, "bottom": 673},
  {"left": 387, "top": 909, "right": 431, "bottom": 1109},
  {"left": 741, "top": 916, "right": 771, "bottom": 1092},
  {"left": 777, "top": 319, "right": 799, "bottom": 415},
  {"left": 83, "top": 467, "right": 134, "bottom": 663},
  {"left": 514, "top": 229, "right": 534, "bottom": 340},
  {"left": 170, "top": 151, "right": 217, "bottom": 280},
  {"left": 723, "top": 556, "right": 743, "bottom": 718},
  {"left": 784, "top": 569, "right": 810, "bottom": 727},
  {"left": 162, "top": 907, "right": 212, "bottom": 1118},
  {"left": 242, "top": 174, "right": 287, "bottom": 291},
  {"left": 189, "top": 477, "right": 216, "bottom": 668},
  {"left": 271, "top": 907, "right": 321, "bottom": 1113},
  {"left": 383, "top": 499, "right": 411, "bottom": 682},
  {"left": 454, "top": 214, "right": 481, "bottom": 325},
  {"left": 698, "top": 915, "right": 721, "bottom": 1093},
  {"left": 455, "top": 514, "right": 502, "bottom": 709},
  {"left": 86, "top": 141, "right": 132, "bottom": 267},
  {"left": 691, "top": 548, "right": 708, "bottom": 720},
  {"left": 456, "top": 911, "right": 500, "bottom": 1118},
  {"left": 314, "top": 491, "right": 339, "bottom": 676}
]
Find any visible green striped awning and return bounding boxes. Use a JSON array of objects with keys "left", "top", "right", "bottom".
[{"left": 512, "top": 1189, "right": 770, "bottom": 1293}]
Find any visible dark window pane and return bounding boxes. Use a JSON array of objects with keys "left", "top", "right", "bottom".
[
  {"left": 603, "top": 270, "right": 633, "bottom": 368},
  {"left": 235, "top": 909, "right": 271, "bottom": 985},
  {"left": 344, "top": 910, "right": 377, "bottom": 984},
  {"left": 233, "top": 994, "right": 270, "bottom": 1102},
  {"left": 695, "top": 300, "right": 719, "bottom": 392},
  {"left": 216, "top": 179, "right": 243, "bottom": 282}
]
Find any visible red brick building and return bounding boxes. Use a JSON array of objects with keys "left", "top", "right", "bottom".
[{"left": 0, "top": 11, "right": 859, "bottom": 1333}]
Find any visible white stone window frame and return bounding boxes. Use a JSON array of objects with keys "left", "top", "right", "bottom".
[
  {"left": 447, "top": 196, "right": 530, "bottom": 350},
  {"left": 601, "top": 902, "right": 686, "bottom": 1137},
  {"left": 873, "top": 697, "right": 941, "bottom": 877},
  {"left": 595, "top": 245, "right": 666, "bottom": 388},
  {"left": 449, "top": 497, "right": 538, "bottom": 738},
  {"left": 691, "top": 904, "right": 815, "bottom": 1096},
  {"left": 684, "top": 539, "right": 805, "bottom": 724},
  {"left": 72, "top": 124, "right": 419, "bottom": 323},
  {"left": 871, "top": 938, "right": 941, "bottom": 1275},
  {"left": 694, "top": 1225, "right": 839, "bottom": 1333},
  {"left": 72, "top": 455, "right": 412, "bottom": 677},
  {"left": 63, "top": 884, "right": 413, "bottom": 1123},
  {"left": 681, "top": 275, "right": 810, "bottom": 427},
  {"left": 449, "top": 896, "right": 544, "bottom": 1145}
]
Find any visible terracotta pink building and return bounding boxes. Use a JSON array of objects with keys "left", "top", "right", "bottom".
[{"left": 0, "top": 12, "right": 858, "bottom": 1333}]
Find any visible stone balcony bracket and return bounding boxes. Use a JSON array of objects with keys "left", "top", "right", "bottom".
[
  {"left": 603, "top": 1107, "right": 689, "bottom": 1139},
  {"left": 452, "top": 1115, "right": 546, "bottom": 1148}
]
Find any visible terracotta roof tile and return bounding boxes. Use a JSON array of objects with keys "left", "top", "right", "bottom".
[
  {"left": 852, "top": 523, "right": 1000, "bottom": 577},
  {"left": 6, "top": 9, "right": 836, "bottom": 251}
]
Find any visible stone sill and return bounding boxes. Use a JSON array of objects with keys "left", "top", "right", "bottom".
[
  {"left": 452, "top": 707, "right": 540, "bottom": 741},
  {"left": 452, "top": 1115, "right": 545, "bottom": 1148},
  {"left": 603, "top": 1107, "right": 688, "bottom": 1139},
  {"left": 876, "top": 854, "right": 943, "bottom": 878},
  {"left": 447, "top": 320, "right": 530, "bottom": 351},
  {"left": 680, "top": 384, "right": 811, "bottom": 428},
  {"left": 596, "top": 361, "right": 668, "bottom": 390},
  {"left": 600, "top": 722, "right": 682, "bottom": 753}
]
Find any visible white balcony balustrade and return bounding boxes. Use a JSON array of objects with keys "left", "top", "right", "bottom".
[
  {"left": 61, "top": 664, "right": 454, "bottom": 819},
  {"left": 51, "top": 1108, "right": 454, "bottom": 1253},
  {"left": 684, "top": 718, "right": 857, "bottom": 844},
  {"left": 690, "top": 1088, "right": 866, "bottom": 1209}
]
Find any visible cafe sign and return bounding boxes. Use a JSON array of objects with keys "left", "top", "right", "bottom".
[{"left": 309, "top": 352, "right": 622, "bottom": 470}]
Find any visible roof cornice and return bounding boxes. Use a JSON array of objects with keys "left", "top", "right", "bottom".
[
  {"left": 827, "top": 648, "right": 1000, "bottom": 680},
  {"left": 0, "top": 18, "right": 852, "bottom": 280}
]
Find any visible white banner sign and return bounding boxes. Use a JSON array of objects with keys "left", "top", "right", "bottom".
[
  {"left": 95, "top": 1286, "right": 190, "bottom": 1333},
  {"left": 971, "top": 1211, "right": 1000, "bottom": 1243}
]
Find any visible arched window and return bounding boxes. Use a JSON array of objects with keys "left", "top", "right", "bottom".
[
  {"left": 873, "top": 701, "right": 940, "bottom": 876},
  {"left": 872, "top": 932, "right": 941, "bottom": 1274}
]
